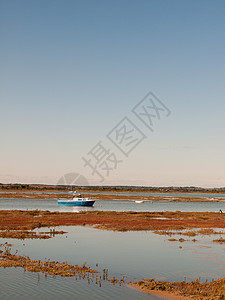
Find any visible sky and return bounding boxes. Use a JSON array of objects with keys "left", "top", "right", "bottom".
[{"left": 1, "top": 0, "right": 225, "bottom": 187}]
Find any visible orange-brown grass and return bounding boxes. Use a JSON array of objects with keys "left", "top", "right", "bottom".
[
  {"left": 0, "top": 248, "right": 98, "bottom": 277},
  {"left": 167, "top": 238, "right": 187, "bottom": 242},
  {"left": 0, "top": 229, "right": 66, "bottom": 239},
  {"left": 213, "top": 238, "right": 225, "bottom": 243},
  {"left": 108, "top": 276, "right": 126, "bottom": 286},
  {"left": 131, "top": 278, "right": 225, "bottom": 299},
  {"left": 0, "top": 210, "right": 224, "bottom": 233},
  {"left": 154, "top": 230, "right": 198, "bottom": 237},
  {"left": 198, "top": 229, "right": 215, "bottom": 235},
  {"left": 154, "top": 228, "right": 225, "bottom": 238},
  {"left": 0, "top": 242, "right": 12, "bottom": 247}
]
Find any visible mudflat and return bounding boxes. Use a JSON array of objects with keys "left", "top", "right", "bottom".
[{"left": 0, "top": 210, "right": 224, "bottom": 232}]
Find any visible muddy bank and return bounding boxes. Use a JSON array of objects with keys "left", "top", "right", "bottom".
[
  {"left": 0, "top": 246, "right": 99, "bottom": 277},
  {"left": 128, "top": 283, "right": 188, "bottom": 300},
  {"left": 0, "top": 229, "right": 67, "bottom": 239},
  {"left": 0, "top": 210, "right": 224, "bottom": 233},
  {"left": 129, "top": 277, "right": 225, "bottom": 300}
]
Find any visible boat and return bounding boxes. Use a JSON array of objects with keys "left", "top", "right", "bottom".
[
  {"left": 58, "top": 191, "right": 95, "bottom": 206},
  {"left": 135, "top": 200, "right": 145, "bottom": 203},
  {"left": 58, "top": 198, "right": 95, "bottom": 206}
]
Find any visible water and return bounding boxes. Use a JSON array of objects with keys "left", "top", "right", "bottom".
[
  {"left": 0, "top": 198, "right": 224, "bottom": 213},
  {"left": 0, "top": 268, "right": 161, "bottom": 300},
  {"left": 85, "top": 191, "right": 225, "bottom": 199},
  {"left": 0, "top": 195, "right": 225, "bottom": 299},
  {"left": 1, "top": 226, "right": 225, "bottom": 299},
  {"left": 12, "top": 226, "right": 224, "bottom": 281},
  {"left": 1, "top": 225, "right": 225, "bottom": 299}
]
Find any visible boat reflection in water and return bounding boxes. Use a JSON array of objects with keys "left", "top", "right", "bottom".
[{"left": 72, "top": 206, "right": 95, "bottom": 213}]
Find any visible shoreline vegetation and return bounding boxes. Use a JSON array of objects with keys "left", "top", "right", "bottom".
[
  {"left": 128, "top": 277, "right": 225, "bottom": 300},
  {"left": 1, "top": 242, "right": 224, "bottom": 300},
  {"left": 1, "top": 183, "right": 225, "bottom": 194},
  {"left": 0, "top": 245, "right": 100, "bottom": 278},
  {"left": 0, "top": 210, "right": 224, "bottom": 234}
]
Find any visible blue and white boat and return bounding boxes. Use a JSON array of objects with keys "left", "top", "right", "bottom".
[{"left": 58, "top": 191, "right": 95, "bottom": 207}]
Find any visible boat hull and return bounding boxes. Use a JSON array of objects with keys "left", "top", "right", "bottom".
[{"left": 58, "top": 200, "right": 95, "bottom": 206}]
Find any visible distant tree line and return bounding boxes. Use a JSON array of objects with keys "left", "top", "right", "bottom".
[{"left": 0, "top": 183, "right": 225, "bottom": 193}]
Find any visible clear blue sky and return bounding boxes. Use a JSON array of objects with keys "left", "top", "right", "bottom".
[{"left": 1, "top": 0, "right": 225, "bottom": 187}]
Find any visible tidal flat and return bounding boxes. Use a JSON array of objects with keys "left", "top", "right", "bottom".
[
  {"left": 0, "top": 210, "right": 225, "bottom": 233},
  {"left": 0, "top": 192, "right": 225, "bottom": 299}
]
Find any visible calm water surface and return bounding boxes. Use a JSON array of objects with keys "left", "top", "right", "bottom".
[
  {"left": 1, "top": 226, "right": 225, "bottom": 299},
  {"left": 0, "top": 198, "right": 224, "bottom": 213},
  {"left": 85, "top": 191, "right": 225, "bottom": 199}
]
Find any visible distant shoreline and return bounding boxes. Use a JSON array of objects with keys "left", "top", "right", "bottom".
[
  {"left": 1, "top": 191, "right": 225, "bottom": 202},
  {"left": 1, "top": 184, "right": 225, "bottom": 194}
]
